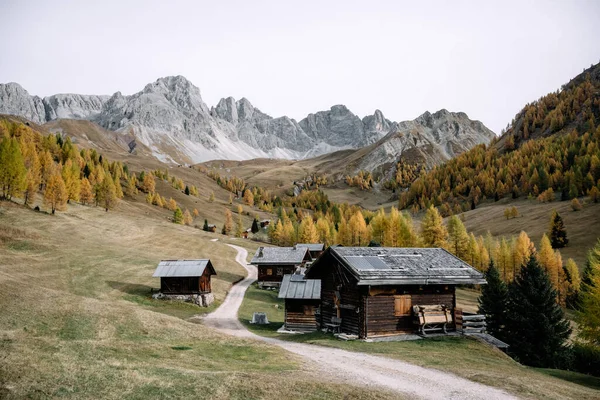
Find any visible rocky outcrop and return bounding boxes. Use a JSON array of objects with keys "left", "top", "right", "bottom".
[{"left": 0, "top": 76, "right": 496, "bottom": 165}]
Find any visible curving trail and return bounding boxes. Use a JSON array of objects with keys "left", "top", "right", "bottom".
[{"left": 204, "top": 244, "right": 517, "bottom": 400}]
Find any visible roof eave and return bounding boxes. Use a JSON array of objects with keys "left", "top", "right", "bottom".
[{"left": 356, "top": 278, "right": 487, "bottom": 286}]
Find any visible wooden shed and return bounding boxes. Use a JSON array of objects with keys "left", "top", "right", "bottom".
[
  {"left": 304, "top": 247, "right": 486, "bottom": 339},
  {"left": 250, "top": 246, "right": 312, "bottom": 287},
  {"left": 152, "top": 259, "right": 217, "bottom": 294},
  {"left": 296, "top": 243, "right": 325, "bottom": 259},
  {"left": 278, "top": 274, "right": 321, "bottom": 332}
]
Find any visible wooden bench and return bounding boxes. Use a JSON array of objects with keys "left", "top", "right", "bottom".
[
  {"left": 324, "top": 316, "right": 342, "bottom": 333},
  {"left": 413, "top": 305, "right": 453, "bottom": 336}
]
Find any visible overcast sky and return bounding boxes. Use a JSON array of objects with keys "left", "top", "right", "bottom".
[{"left": 1, "top": 0, "right": 599, "bottom": 134}]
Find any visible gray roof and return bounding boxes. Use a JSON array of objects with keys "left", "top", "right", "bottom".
[
  {"left": 152, "top": 259, "right": 216, "bottom": 277},
  {"left": 309, "top": 247, "right": 485, "bottom": 285},
  {"left": 296, "top": 243, "right": 325, "bottom": 252},
  {"left": 278, "top": 274, "right": 321, "bottom": 299},
  {"left": 250, "top": 246, "right": 310, "bottom": 265}
]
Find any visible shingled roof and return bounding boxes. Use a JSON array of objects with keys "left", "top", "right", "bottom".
[
  {"left": 296, "top": 243, "right": 325, "bottom": 252},
  {"left": 306, "top": 247, "right": 485, "bottom": 285},
  {"left": 278, "top": 274, "right": 321, "bottom": 299},
  {"left": 152, "top": 259, "right": 216, "bottom": 277},
  {"left": 250, "top": 246, "right": 310, "bottom": 265}
]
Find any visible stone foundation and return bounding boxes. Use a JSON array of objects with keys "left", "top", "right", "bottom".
[{"left": 152, "top": 292, "right": 214, "bottom": 307}]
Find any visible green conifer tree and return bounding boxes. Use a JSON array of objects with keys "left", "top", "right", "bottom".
[
  {"left": 173, "top": 207, "right": 184, "bottom": 224},
  {"left": 549, "top": 211, "right": 568, "bottom": 248},
  {"left": 478, "top": 260, "right": 509, "bottom": 341}
]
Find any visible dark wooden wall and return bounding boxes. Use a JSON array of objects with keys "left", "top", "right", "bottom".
[
  {"left": 365, "top": 285, "right": 455, "bottom": 337},
  {"left": 257, "top": 265, "right": 296, "bottom": 282},
  {"left": 284, "top": 299, "right": 320, "bottom": 331},
  {"left": 160, "top": 268, "right": 213, "bottom": 294}
]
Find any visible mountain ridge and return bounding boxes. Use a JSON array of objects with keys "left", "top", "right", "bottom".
[{"left": 0, "top": 76, "right": 495, "bottom": 164}]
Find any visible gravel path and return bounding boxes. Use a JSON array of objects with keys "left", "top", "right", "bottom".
[{"left": 204, "top": 244, "right": 517, "bottom": 400}]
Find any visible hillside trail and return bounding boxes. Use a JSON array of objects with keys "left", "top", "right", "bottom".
[{"left": 204, "top": 244, "right": 517, "bottom": 400}]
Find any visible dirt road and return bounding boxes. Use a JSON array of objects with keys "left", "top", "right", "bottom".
[{"left": 204, "top": 244, "right": 517, "bottom": 400}]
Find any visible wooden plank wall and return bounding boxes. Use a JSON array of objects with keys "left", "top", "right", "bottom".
[{"left": 285, "top": 300, "right": 320, "bottom": 331}]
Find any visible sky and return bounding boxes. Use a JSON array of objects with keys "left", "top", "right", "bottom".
[{"left": 1, "top": 0, "right": 599, "bottom": 134}]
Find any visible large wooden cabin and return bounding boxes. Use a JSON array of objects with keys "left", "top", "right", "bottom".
[
  {"left": 304, "top": 247, "right": 486, "bottom": 339},
  {"left": 278, "top": 274, "right": 321, "bottom": 332},
  {"left": 250, "top": 246, "right": 312, "bottom": 287},
  {"left": 152, "top": 259, "right": 216, "bottom": 294}
]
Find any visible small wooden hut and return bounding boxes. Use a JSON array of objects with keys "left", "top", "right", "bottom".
[
  {"left": 304, "top": 247, "right": 485, "bottom": 339},
  {"left": 152, "top": 259, "right": 216, "bottom": 294},
  {"left": 250, "top": 246, "right": 312, "bottom": 287},
  {"left": 278, "top": 274, "right": 321, "bottom": 332}
]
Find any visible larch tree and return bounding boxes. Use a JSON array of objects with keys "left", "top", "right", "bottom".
[
  {"left": 564, "top": 258, "right": 581, "bottom": 307},
  {"left": 79, "top": 178, "right": 93, "bottom": 205},
  {"left": 183, "top": 209, "right": 193, "bottom": 226},
  {"left": 223, "top": 208, "right": 233, "bottom": 235},
  {"left": 504, "top": 256, "right": 572, "bottom": 368},
  {"left": 43, "top": 173, "right": 67, "bottom": 214},
  {"left": 370, "top": 209, "right": 388, "bottom": 245},
  {"left": 576, "top": 240, "right": 600, "bottom": 346},
  {"left": 98, "top": 172, "right": 118, "bottom": 212},
  {"left": 167, "top": 198, "right": 177, "bottom": 211},
  {"left": 0, "top": 137, "right": 26, "bottom": 200},
  {"left": 549, "top": 211, "right": 568, "bottom": 248},
  {"left": 349, "top": 211, "right": 370, "bottom": 246},
  {"left": 513, "top": 231, "right": 535, "bottom": 276},
  {"left": 270, "top": 219, "right": 284, "bottom": 245},
  {"left": 61, "top": 159, "right": 80, "bottom": 203},
  {"left": 336, "top": 218, "right": 352, "bottom": 246},
  {"left": 243, "top": 189, "right": 254, "bottom": 206},
  {"left": 209, "top": 191, "right": 215, "bottom": 202},
  {"left": 173, "top": 207, "right": 184, "bottom": 224},
  {"left": 235, "top": 214, "right": 244, "bottom": 237},
  {"left": 538, "top": 234, "right": 560, "bottom": 291},
  {"left": 447, "top": 215, "right": 470, "bottom": 260},
  {"left": 478, "top": 260, "right": 508, "bottom": 341},
  {"left": 141, "top": 172, "right": 155, "bottom": 193},
  {"left": 316, "top": 217, "right": 335, "bottom": 246},
  {"left": 299, "top": 216, "right": 319, "bottom": 243},
  {"left": 421, "top": 205, "right": 447, "bottom": 248}
]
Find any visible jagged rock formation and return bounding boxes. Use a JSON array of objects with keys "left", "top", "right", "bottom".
[{"left": 0, "top": 77, "right": 495, "bottom": 165}]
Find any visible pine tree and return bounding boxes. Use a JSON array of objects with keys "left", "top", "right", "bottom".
[
  {"left": 549, "top": 211, "right": 568, "bottom": 248},
  {"left": 203, "top": 219, "right": 209, "bottom": 231},
  {"left": 478, "top": 261, "right": 508, "bottom": 341},
  {"left": 251, "top": 218, "right": 259, "bottom": 233},
  {"left": 43, "top": 173, "right": 67, "bottom": 214},
  {"left": 184, "top": 185, "right": 190, "bottom": 195},
  {"left": 504, "top": 256, "right": 572, "bottom": 367},
  {"left": 173, "top": 207, "right": 184, "bottom": 224},
  {"left": 577, "top": 239, "right": 600, "bottom": 345},
  {"left": 447, "top": 215, "right": 469, "bottom": 259},
  {"left": 421, "top": 205, "right": 447, "bottom": 248}
]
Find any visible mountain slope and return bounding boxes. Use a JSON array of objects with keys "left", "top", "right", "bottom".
[
  {"left": 399, "top": 62, "right": 600, "bottom": 213},
  {"left": 0, "top": 77, "right": 495, "bottom": 164}
]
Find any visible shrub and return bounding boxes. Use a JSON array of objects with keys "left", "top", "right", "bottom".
[{"left": 571, "top": 198, "right": 582, "bottom": 211}]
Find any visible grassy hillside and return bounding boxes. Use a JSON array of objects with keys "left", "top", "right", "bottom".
[{"left": 0, "top": 200, "right": 394, "bottom": 399}]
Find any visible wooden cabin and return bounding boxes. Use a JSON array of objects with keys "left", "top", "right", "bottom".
[
  {"left": 207, "top": 224, "right": 217, "bottom": 233},
  {"left": 304, "top": 247, "right": 486, "bottom": 339},
  {"left": 278, "top": 274, "right": 321, "bottom": 332},
  {"left": 296, "top": 243, "right": 325, "bottom": 259},
  {"left": 152, "top": 259, "right": 217, "bottom": 294},
  {"left": 259, "top": 220, "right": 270, "bottom": 228},
  {"left": 250, "top": 246, "right": 312, "bottom": 287}
]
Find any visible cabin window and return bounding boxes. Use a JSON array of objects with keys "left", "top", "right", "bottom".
[
  {"left": 266, "top": 268, "right": 273, "bottom": 276},
  {"left": 394, "top": 295, "right": 412, "bottom": 317}
]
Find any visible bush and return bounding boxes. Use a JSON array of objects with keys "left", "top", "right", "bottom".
[
  {"left": 572, "top": 342, "right": 600, "bottom": 377},
  {"left": 571, "top": 198, "right": 582, "bottom": 211}
]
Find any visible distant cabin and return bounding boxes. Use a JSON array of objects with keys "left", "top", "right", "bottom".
[
  {"left": 207, "top": 224, "right": 217, "bottom": 233},
  {"left": 305, "top": 247, "right": 485, "bottom": 339},
  {"left": 152, "top": 259, "right": 217, "bottom": 294},
  {"left": 259, "top": 220, "right": 270, "bottom": 228},
  {"left": 296, "top": 243, "right": 325, "bottom": 259},
  {"left": 250, "top": 246, "right": 312, "bottom": 287},
  {"left": 279, "top": 274, "right": 321, "bottom": 332}
]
